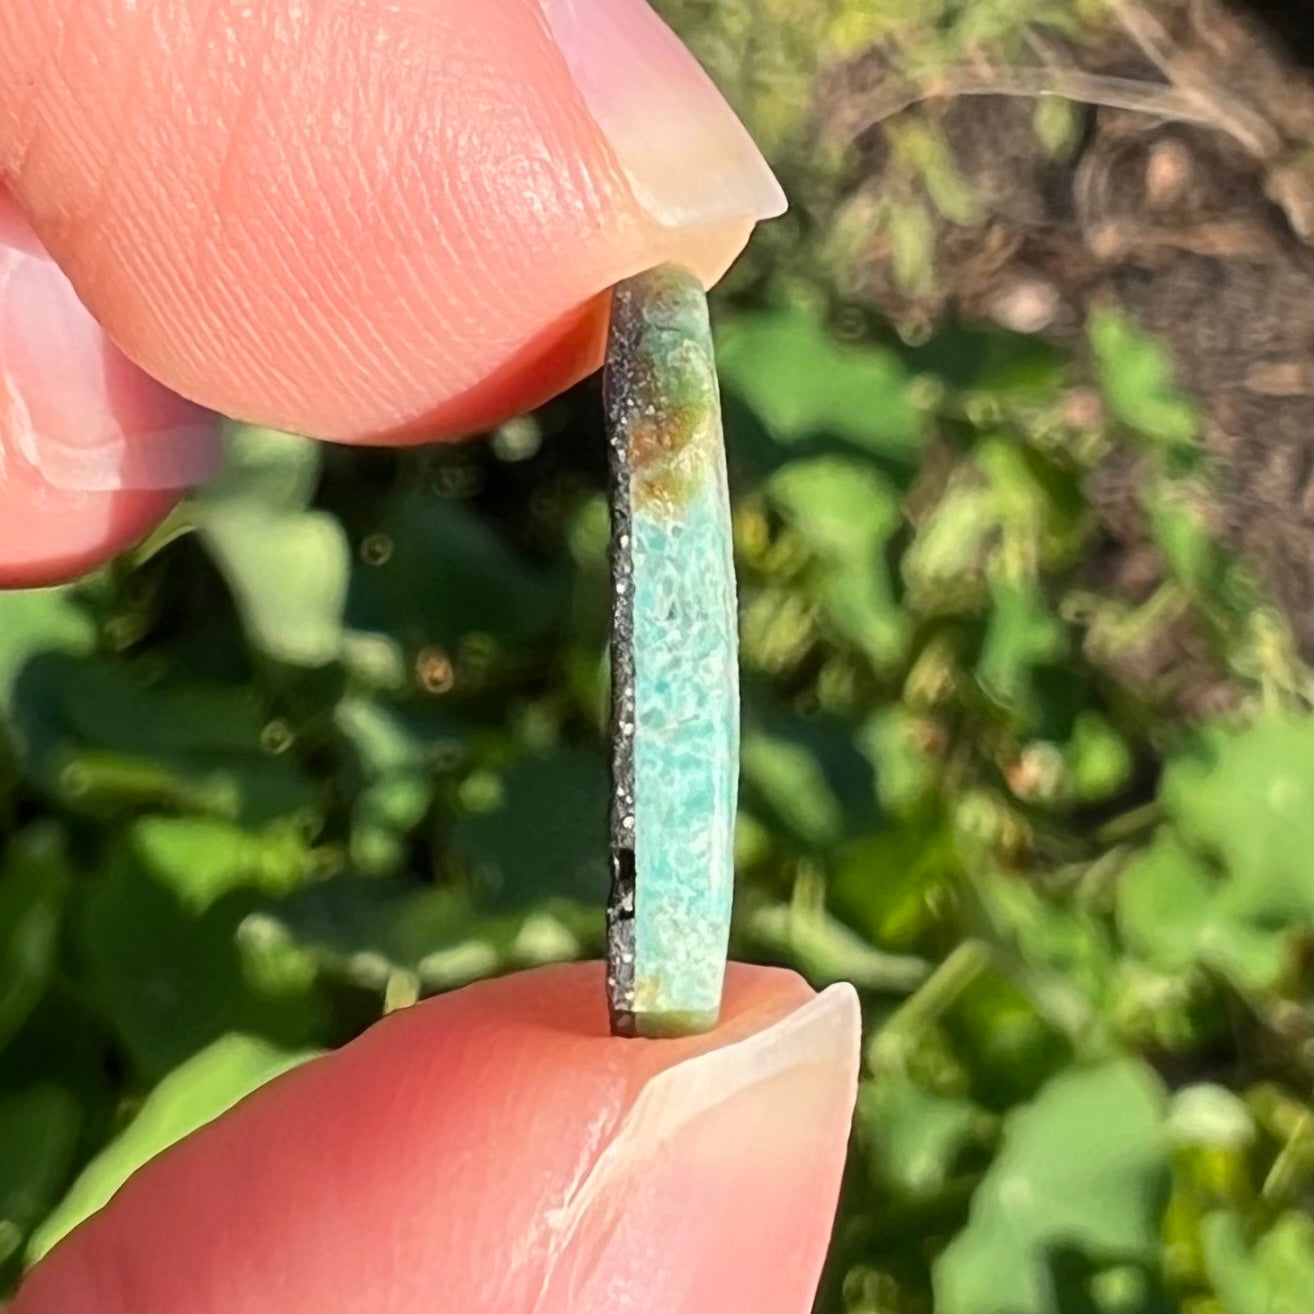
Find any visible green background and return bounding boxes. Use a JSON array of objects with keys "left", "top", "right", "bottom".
[{"left": 3, "top": 1, "right": 1314, "bottom": 1310}]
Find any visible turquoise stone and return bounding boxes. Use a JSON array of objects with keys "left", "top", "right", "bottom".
[{"left": 604, "top": 265, "right": 738, "bottom": 1037}]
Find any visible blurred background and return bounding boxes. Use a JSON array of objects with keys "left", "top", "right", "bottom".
[{"left": 3, "top": 0, "right": 1314, "bottom": 1309}]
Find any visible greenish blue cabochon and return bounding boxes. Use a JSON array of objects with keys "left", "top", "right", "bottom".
[{"left": 604, "top": 266, "right": 739, "bottom": 1037}]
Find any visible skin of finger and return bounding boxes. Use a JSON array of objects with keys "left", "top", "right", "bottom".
[
  {"left": 0, "top": 388, "right": 180, "bottom": 589},
  {"left": 1, "top": 189, "right": 215, "bottom": 584},
  {"left": 12, "top": 963, "right": 856, "bottom": 1314},
  {"left": 1, "top": 189, "right": 222, "bottom": 494},
  {"left": 0, "top": 463, "right": 176, "bottom": 588},
  {"left": 0, "top": 0, "right": 753, "bottom": 446}
]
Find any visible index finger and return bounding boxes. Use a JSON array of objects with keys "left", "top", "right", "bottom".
[{"left": 0, "top": 0, "right": 783, "bottom": 445}]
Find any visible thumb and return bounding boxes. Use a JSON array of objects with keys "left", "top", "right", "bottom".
[
  {"left": 0, "top": 192, "right": 219, "bottom": 588},
  {"left": 0, "top": 0, "right": 782, "bottom": 450},
  {"left": 12, "top": 963, "right": 859, "bottom": 1314}
]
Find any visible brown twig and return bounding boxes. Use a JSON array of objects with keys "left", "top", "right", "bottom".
[
  {"left": 843, "top": 65, "right": 1274, "bottom": 157},
  {"left": 1103, "top": 0, "right": 1280, "bottom": 157}
]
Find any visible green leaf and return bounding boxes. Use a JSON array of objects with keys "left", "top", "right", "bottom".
[
  {"left": 741, "top": 733, "right": 844, "bottom": 847},
  {"left": 902, "top": 323, "right": 1066, "bottom": 398},
  {"left": 449, "top": 749, "right": 608, "bottom": 909},
  {"left": 978, "top": 871, "right": 1114, "bottom": 1012},
  {"left": 903, "top": 481, "right": 999, "bottom": 602},
  {"left": 0, "top": 1086, "right": 82, "bottom": 1272},
  {"left": 1117, "top": 830, "right": 1279, "bottom": 988},
  {"left": 44, "top": 659, "right": 319, "bottom": 826},
  {"left": 0, "top": 590, "right": 97, "bottom": 774},
  {"left": 0, "top": 826, "right": 71, "bottom": 1055},
  {"left": 975, "top": 440, "right": 1085, "bottom": 566},
  {"left": 1138, "top": 474, "right": 1264, "bottom": 630},
  {"left": 832, "top": 809, "right": 961, "bottom": 950},
  {"left": 264, "top": 878, "right": 475, "bottom": 981},
  {"left": 976, "top": 577, "right": 1065, "bottom": 721},
  {"left": 934, "top": 1059, "right": 1170, "bottom": 1314},
  {"left": 81, "top": 842, "right": 322, "bottom": 1077},
  {"left": 1163, "top": 712, "right": 1314, "bottom": 896},
  {"left": 740, "top": 698, "right": 878, "bottom": 849},
  {"left": 1202, "top": 1211, "right": 1314, "bottom": 1314},
  {"left": 1064, "top": 712, "right": 1133, "bottom": 802},
  {"left": 346, "top": 484, "right": 565, "bottom": 650},
  {"left": 196, "top": 425, "right": 324, "bottom": 512},
  {"left": 890, "top": 199, "right": 938, "bottom": 294},
  {"left": 203, "top": 514, "right": 349, "bottom": 666},
  {"left": 718, "top": 308, "right": 924, "bottom": 460},
  {"left": 27, "top": 1035, "right": 317, "bottom": 1265},
  {"left": 769, "top": 458, "right": 902, "bottom": 559},
  {"left": 59, "top": 664, "right": 273, "bottom": 758},
  {"left": 746, "top": 901, "right": 929, "bottom": 992},
  {"left": 1034, "top": 96, "right": 1080, "bottom": 156},
  {"left": 905, "top": 439, "right": 1084, "bottom": 625},
  {"left": 130, "top": 816, "right": 315, "bottom": 912},
  {"left": 1089, "top": 307, "right": 1197, "bottom": 450},
  {"left": 1141, "top": 482, "right": 1232, "bottom": 603},
  {"left": 891, "top": 119, "right": 983, "bottom": 226},
  {"left": 768, "top": 457, "right": 910, "bottom": 668},
  {"left": 946, "top": 971, "right": 1074, "bottom": 1109},
  {"left": 1119, "top": 714, "right": 1314, "bottom": 990},
  {"left": 859, "top": 1075, "right": 984, "bottom": 1199},
  {"left": 856, "top": 709, "right": 939, "bottom": 815},
  {"left": 335, "top": 699, "right": 433, "bottom": 877},
  {"left": 269, "top": 874, "right": 592, "bottom": 992},
  {"left": 1116, "top": 833, "right": 1213, "bottom": 978},
  {"left": 193, "top": 427, "right": 349, "bottom": 666},
  {"left": 0, "top": 590, "right": 95, "bottom": 718}
]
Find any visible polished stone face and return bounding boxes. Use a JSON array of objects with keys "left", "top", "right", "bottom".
[{"left": 604, "top": 265, "right": 739, "bottom": 1037}]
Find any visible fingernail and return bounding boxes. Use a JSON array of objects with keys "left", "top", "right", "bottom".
[
  {"left": 540, "top": 0, "right": 787, "bottom": 231},
  {"left": 539, "top": 983, "right": 860, "bottom": 1311},
  {"left": 1, "top": 220, "right": 222, "bottom": 494}
]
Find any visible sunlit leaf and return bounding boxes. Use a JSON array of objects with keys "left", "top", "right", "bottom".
[
  {"left": 0, "top": 590, "right": 97, "bottom": 772},
  {"left": 832, "top": 809, "right": 960, "bottom": 950},
  {"left": 1089, "top": 307, "right": 1197, "bottom": 451},
  {"left": 1034, "top": 96, "right": 1080, "bottom": 156},
  {"left": 0, "top": 590, "right": 95, "bottom": 718},
  {"left": 856, "top": 708, "right": 940, "bottom": 815},
  {"left": 130, "top": 816, "right": 316, "bottom": 912},
  {"left": 335, "top": 699, "right": 433, "bottom": 876},
  {"left": 769, "top": 457, "right": 910, "bottom": 669},
  {"left": 1203, "top": 1211, "right": 1314, "bottom": 1314},
  {"left": 1162, "top": 712, "right": 1314, "bottom": 895},
  {"left": 27, "top": 1035, "right": 318, "bottom": 1266},
  {"left": 1064, "top": 712, "right": 1133, "bottom": 802},
  {"left": 934, "top": 1059, "right": 1170, "bottom": 1314},
  {"left": 976, "top": 576, "right": 1065, "bottom": 722},
  {"left": 1118, "top": 713, "right": 1314, "bottom": 991},
  {"left": 859, "top": 1075, "right": 985, "bottom": 1199},
  {"left": 718, "top": 308, "right": 924, "bottom": 460},
  {"left": 193, "top": 427, "right": 349, "bottom": 666}
]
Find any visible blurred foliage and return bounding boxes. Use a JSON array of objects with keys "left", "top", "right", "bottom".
[{"left": 4, "top": 3, "right": 1314, "bottom": 1311}]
